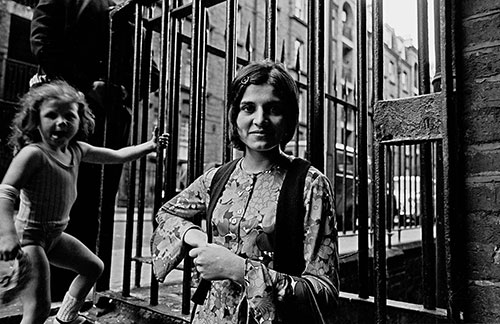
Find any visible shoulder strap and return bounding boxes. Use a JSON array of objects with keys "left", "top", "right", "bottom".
[
  {"left": 191, "top": 158, "right": 240, "bottom": 307},
  {"left": 274, "top": 157, "right": 311, "bottom": 276},
  {"left": 205, "top": 156, "right": 310, "bottom": 274},
  {"left": 206, "top": 158, "right": 240, "bottom": 243}
]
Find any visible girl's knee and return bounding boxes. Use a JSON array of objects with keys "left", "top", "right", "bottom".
[{"left": 85, "top": 256, "right": 104, "bottom": 279}]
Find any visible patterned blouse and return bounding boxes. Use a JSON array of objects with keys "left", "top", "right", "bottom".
[{"left": 151, "top": 156, "right": 339, "bottom": 324}]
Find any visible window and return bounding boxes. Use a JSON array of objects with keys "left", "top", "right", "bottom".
[
  {"left": 294, "top": 0, "right": 306, "bottom": 21},
  {"left": 298, "top": 90, "right": 306, "bottom": 123},
  {"left": 413, "top": 63, "right": 418, "bottom": 87},
  {"left": 402, "top": 71, "right": 408, "bottom": 91},
  {"left": 389, "top": 61, "right": 395, "bottom": 82},
  {"left": 294, "top": 39, "right": 304, "bottom": 72},
  {"left": 342, "top": 3, "right": 354, "bottom": 40}
]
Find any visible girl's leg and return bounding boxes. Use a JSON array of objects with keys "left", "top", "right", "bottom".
[
  {"left": 48, "top": 233, "right": 104, "bottom": 322},
  {"left": 20, "top": 245, "right": 52, "bottom": 324}
]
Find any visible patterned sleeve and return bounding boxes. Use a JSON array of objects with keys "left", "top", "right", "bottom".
[
  {"left": 244, "top": 168, "right": 340, "bottom": 323},
  {"left": 151, "top": 169, "right": 216, "bottom": 282}
]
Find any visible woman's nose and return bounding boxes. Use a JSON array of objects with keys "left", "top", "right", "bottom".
[{"left": 253, "top": 107, "right": 268, "bottom": 125}]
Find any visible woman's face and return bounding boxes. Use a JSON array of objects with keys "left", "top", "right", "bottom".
[
  {"left": 38, "top": 99, "right": 80, "bottom": 149},
  {"left": 236, "top": 84, "right": 287, "bottom": 154}
]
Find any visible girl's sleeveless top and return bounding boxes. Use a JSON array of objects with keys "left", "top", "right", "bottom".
[{"left": 16, "top": 143, "right": 83, "bottom": 226}]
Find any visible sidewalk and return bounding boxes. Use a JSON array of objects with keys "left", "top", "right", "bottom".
[{"left": 1, "top": 207, "right": 423, "bottom": 323}]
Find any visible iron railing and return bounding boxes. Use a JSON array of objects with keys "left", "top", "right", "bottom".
[{"left": 99, "top": 0, "right": 459, "bottom": 323}]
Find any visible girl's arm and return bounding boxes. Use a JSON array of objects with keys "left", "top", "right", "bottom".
[
  {"left": 0, "top": 147, "right": 43, "bottom": 260},
  {"left": 79, "top": 132, "right": 169, "bottom": 164}
]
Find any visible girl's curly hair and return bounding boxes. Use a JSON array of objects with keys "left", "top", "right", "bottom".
[
  {"left": 9, "top": 80, "right": 95, "bottom": 153},
  {"left": 227, "top": 60, "right": 299, "bottom": 151}
]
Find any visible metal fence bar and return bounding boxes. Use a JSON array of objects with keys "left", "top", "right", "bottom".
[
  {"left": 441, "top": 0, "right": 462, "bottom": 320},
  {"left": 151, "top": 0, "right": 172, "bottom": 306},
  {"left": 264, "top": 0, "right": 276, "bottom": 60},
  {"left": 307, "top": 0, "right": 324, "bottom": 171},
  {"left": 223, "top": 0, "right": 238, "bottom": 164},
  {"left": 435, "top": 141, "right": 446, "bottom": 308},
  {"left": 421, "top": 142, "right": 436, "bottom": 309},
  {"left": 372, "top": 0, "right": 387, "bottom": 321},
  {"left": 122, "top": 3, "right": 143, "bottom": 297}
]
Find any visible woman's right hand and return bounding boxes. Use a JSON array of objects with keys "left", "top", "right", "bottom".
[
  {"left": 183, "top": 228, "right": 208, "bottom": 248},
  {"left": 0, "top": 234, "right": 21, "bottom": 261}
]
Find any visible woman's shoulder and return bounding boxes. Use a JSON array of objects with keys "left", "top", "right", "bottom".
[{"left": 297, "top": 159, "right": 332, "bottom": 189}]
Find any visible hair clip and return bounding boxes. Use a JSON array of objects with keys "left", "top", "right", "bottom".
[{"left": 241, "top": 76, "right": 250, "bottom": 85}]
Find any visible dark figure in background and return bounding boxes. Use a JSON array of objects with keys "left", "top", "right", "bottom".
[{"left": 31, "top": 0, "right": 141, "bottom": 299}]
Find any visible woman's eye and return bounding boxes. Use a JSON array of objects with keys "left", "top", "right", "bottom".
[
  {"left": 240, "top": 104, "right": 254, "bottom": 113},
  {"left": 268, "top": 106, "right": 283, "bottom": 115}
]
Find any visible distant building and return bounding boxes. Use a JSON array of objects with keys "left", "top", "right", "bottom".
[{"left": 0, "top": 0, "right": 419, "bottom": 192}]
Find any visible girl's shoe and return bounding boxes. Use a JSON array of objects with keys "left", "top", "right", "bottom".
[{"left": 53, "top": 315, "right": 92, "bottom": 324}]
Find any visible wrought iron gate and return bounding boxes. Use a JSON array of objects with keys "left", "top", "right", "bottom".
[{"left": 369, "top": 0, "right": 462, "bottom": 322}]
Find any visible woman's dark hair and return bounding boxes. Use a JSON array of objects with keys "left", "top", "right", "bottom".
[
  {"left": 9, "top": 80, "right": 95, "bottom": 152},
  {"left": 228, "top": 60, "right": 299, "bottom": 151}
]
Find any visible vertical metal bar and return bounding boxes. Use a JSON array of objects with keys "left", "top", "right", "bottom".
[
  {"left": 332, "top": 93, "right": 338, "bottom": 233},
  {"left": 223, "top": 0, "right": 238, "bottom": 163},
  {"left": 307, "top": 0, "right": 324, "bottom": 171},
  {"left": 135, "top": 8, "right": 154, "bottom": 289},
  {"left": 397, "top": 145, "right": 403, "bottom": 240},
  {"left": 165, "top": 0, "right": 182, "bottom": 202},
  {"left": 417, "top": 0, "right": 436, "bottom": 303},
  {"left": 435, "top": 141, "right": 446, "bottom": 308},
  {"left": 421, "top": 142, "right": 436, "bottom": 309},
  {"left": 197, "top": 9, "right": 207, "bottom": 177},
  {"left": 409, "top": 145, "right": 414, "bottom": 226},
  {"left": 373, "top": 0, "right": 384, "bottom": 103},
  {"left": 184, "top": 0, "right": 206, "bottom": 313},
  {"left": 374, "top": 141, "right": 387, "bottom": 324},
  {"left": 373, "top": 0, "right": 386, "bottom": 321},
  {"left": 264, "top": 0, "right": 277, "bottom": 60},
  {"left": 123, "top": 3, "right": 143, "bottom": 297},
  {"left": 387, "top": 146, "right": 393, "bottom": 249},
  {"left": 151, "top": 0, "right": 172, "bottom": 306},
  {"left": 96, "top": 4, "right": 114, "bottom": 293},
  {"left": 352, "top": 108, "right": 358, "bottom": 235},
  {"left": 417, "top": 0, "right": 431, "bottom": 95},
  {"left": 342, "top": 106, "right": 348, "bottom": 233},
  {"left": 157, "top": 1, "right": 181, "bottom": 306},
  {"left": 326, "top": 100, "right": 335, "bottom": 182},
  {"left": 441, "top": 0, "right": 462, "bottom": 320},
  {"left": 432, "top": 0, "right": 442, "bottom": 92}
]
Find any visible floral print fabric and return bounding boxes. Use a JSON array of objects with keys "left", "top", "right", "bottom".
[{"left": 151, "top": 156, "right": 339, "bottom": 323}]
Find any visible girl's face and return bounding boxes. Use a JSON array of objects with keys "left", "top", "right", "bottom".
[
  {"left": 38, "top": 99, "right": 80, "bottom": 150},
  {"left": 236, "top": 84, "right": 287, "bottom": 154}
]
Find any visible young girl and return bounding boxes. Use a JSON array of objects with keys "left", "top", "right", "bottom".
[{"left": 0, "top": 80, "right": 168, "bottom": 324}]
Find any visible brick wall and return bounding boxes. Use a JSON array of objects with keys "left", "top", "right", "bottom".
[{"left": 460, "top": 0, "right": 500, "bottom": 322}]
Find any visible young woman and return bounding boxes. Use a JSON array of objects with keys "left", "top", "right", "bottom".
[
  {"left": 0, "top": 80, "right": 168, "bottom": 324},
  {"left": 152, "top": 61, "right": 339, "bottom": 324}
]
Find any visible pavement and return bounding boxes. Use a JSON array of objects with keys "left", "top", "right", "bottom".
[{"left": 0, "top": 207, "right": 423, "bottom": 323}]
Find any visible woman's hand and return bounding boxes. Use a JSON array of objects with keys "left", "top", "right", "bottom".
[
  {"left": 183, "top": 228, "right": 207, "bottom": 248},
  {"left": 189, "top": 243, "right": 245, "bottom": 285},
  {"left": 0, "top": 234, "right": 21, "bottom": 261}
]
